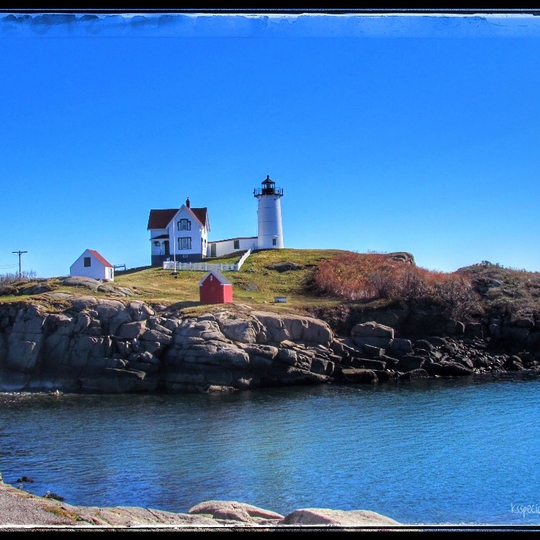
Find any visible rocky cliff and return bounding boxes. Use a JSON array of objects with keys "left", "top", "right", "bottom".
[{"left": 1, "top": 294, "right": 540, "bottom": 394}]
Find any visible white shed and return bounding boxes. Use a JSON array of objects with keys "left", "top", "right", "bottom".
[{"left": 70, "top": 249, "right": 114, "bottom": 282}]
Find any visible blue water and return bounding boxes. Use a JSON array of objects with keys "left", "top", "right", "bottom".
[{"left": 1, "top": 377, "right": 540, "bottom": 526}]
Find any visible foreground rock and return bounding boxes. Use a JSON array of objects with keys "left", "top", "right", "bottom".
[
  {"left": 0, "top": 300, "right": 335, "bottom": 393},
  {"left": 0, "top": 480, "right": 401, "bottom": 530},
  {"left": 1, "top": 298, "right": 539, "bottom": 394}
]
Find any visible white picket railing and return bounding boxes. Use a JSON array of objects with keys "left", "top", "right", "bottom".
[{"left": 163, "top": 249, "right": 252, "bottom": 272}]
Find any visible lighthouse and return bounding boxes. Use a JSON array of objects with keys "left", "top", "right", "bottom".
[{"left": 254, "top": 175, "right": 284, "bottom": 250}]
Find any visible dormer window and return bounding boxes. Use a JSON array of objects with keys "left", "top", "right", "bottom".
[{"left": 178, "top": 219, "right": 191, "bottom": 231}]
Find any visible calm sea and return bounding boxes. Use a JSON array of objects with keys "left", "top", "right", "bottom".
[{"left": 1, "top": 377, "right": 540, "bottom": 526}]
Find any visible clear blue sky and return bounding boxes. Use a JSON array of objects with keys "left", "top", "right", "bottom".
[{"left": 2, "top": 11, "right": 540, "bottom": 278}]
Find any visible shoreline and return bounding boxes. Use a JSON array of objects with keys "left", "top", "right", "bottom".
[
  {"left": 1, "top": 481, "right": 537, "bottom": 532},
  {"left": 0, "top": 478, "right": 406, "bottom": 531}
]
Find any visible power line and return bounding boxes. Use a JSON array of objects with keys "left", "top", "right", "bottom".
[{"left": 12, "top": 250, "right": 27, "bottom": 278}]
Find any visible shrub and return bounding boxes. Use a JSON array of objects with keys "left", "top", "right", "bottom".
[
  {"left": 313, "top": 252, "right": 480, "bottom": 319},
  {"left": 0, "top": 270, "right": 37, "bottom": 294},
  {"left": 314, "top": 252, "right": 396, "bottom": 301},
  {"left": 431, "top": 272, "right": 480, "bottom": 320}
]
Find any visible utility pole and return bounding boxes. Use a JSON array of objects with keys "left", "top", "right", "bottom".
[{"left": 12, "top": 250, "right": 27, "bottom": 279}]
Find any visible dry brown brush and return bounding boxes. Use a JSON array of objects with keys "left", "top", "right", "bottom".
[{"left": 313, "top": 252, "right": 479, "bottom": 320}]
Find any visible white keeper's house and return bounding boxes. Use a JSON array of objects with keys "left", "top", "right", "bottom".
[{"left": 147, "top": 175, "right": 284, "bottom": 267}]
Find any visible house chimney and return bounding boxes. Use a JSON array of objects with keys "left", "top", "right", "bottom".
[{"left": 186, "top": 197, "right": 190, "bottom": 208}]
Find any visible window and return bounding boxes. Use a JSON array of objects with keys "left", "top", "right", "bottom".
[
  {"left": 84, "top": 257, "right": 91, "bottom": 267},
  {"left": 234, "top": 240, "right": 240, "bottom": 250},
  {"left": 272, "top": 238, "right": 277, "bottom": 246},
  {"left": 178, "top": 237, "right": 192, "bottom": 250},
  {"left": 178, "top": 219, "right": 191, "bottom": 231}
]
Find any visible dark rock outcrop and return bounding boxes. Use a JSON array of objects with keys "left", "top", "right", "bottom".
[
  {"left": 0, "top": 300, "right": 336, "bottom": 393},
  {"left": 1, "top": 298, "right": 540, "bottom": 394}
]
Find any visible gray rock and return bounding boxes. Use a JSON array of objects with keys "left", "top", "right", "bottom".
[
  {"left": 399, "top": 368, "right": 430, "bottom": 380},
  {"left": 71, "top": 296, "right": 100, "bottom": 311},
  {"left": 252, "top": 311, "right": 332, "bottom": 345},
  {"left": 279, "top": 508, "right": 401, "bottom": 526},
  {"left": 349, "top": 358, "right": 386, "bottom": 370},
  {"left": 351, "top": 321, "right": 394, "bottom": 339},
  {"left": 266, "top": 261, "right": 303, "bottom": 272},
  {"left": 0, "top": 481, "right": 403, "bottom": 529},
  {"left": 189, "top": 500, "right": 284, "bottom": 523},
  {"left": 1, "top": 296, "right": 534, "bottom": 395},
  {"left": 62, "top": 276, "right": 101, "bottom": 291},
  {"left": 396, "top": 355, "right": 425, "bottom": 371},
  {"left": 388, "top": 337, "right": 413, "bottom": 356},
  {"left": 117, "top": 321, "right": 146, "bottom": 340},
  {"left": 338, "top": 368, "right": 379, "bottom": 384}
]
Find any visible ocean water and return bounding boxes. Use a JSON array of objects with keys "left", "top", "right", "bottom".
[{"left": 1, "top": 377, "right": 540, "bottom": 526}]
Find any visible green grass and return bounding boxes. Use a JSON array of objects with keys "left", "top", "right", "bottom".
[
  {"left": 3, "top": 251, "right": 540, "bottom": 323},
  {"left": 0, "top": 249, "right": 349, "bottom": 316},
  {"left": 2, "top": 249, "right": 343, "bottom": 313},
  {"left": 112, "top": 248, "right": 348, "bottom": 313}
]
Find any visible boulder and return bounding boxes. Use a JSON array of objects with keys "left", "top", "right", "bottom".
[
  {"left": 214, "top": 311, "right": 260, "bottom": 343},
  {"left": 279, "top": 508, "right": 401, "bottom": 526},
  {"left": 189, "top": 500, "right": 284, "bottom": 524},
  {"left": 337, "top": 368, "right": 379, "bottom": 384},
  {"left": 252, "top": 311, "right": 332, "bottom": 345},
  {"left": 351, "top": 321, "right": 394, "bottom": 350}
]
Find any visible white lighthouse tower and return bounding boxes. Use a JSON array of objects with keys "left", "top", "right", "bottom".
[{"left": 254, "top": 175, "right": 284, "bottom": 249}]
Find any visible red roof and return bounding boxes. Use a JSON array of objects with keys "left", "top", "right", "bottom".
[
  {"left": 147, "top": 207, "right": 208, "bottom": 230},
  {"left": 88, "top": 250, "right": 113, "bottom": 268},
  {"left": 191, "top": 208, "right": 209, "bottom": 229},
  {"left": 199, "top": 270, "right": 232, "bottom": 286},
  {"left": 147, "top": 209, "right": 177, "bottom": 229}
]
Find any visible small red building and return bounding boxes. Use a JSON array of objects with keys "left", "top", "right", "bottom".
[{"left": 199, "top": 270, "right": 233, "bottom": 304}]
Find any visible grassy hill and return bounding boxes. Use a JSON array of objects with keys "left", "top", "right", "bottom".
[
  {"left": 0, "top": 249, "right": 347, "bottom": 315},
  {"left": 112, "top": 248, "right": 348, "bottom": 315},
  {"left": 2, "top": 249, "right": 540, "bottom": 327}
]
